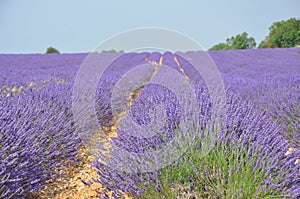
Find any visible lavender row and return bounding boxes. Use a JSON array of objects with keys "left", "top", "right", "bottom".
[{"left": 0, "top": 83, "right": 81, "bottom": 198}]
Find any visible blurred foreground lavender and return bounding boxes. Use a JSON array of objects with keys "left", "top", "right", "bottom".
[{"left": 0, "top": 83, "right": 81, "bottom": 198}]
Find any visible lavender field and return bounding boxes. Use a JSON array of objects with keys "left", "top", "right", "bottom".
[{"left": 0, "top": 48, "right": 300, "bottom": 198}]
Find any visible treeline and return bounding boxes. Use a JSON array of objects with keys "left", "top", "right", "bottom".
[{"left": 209, "top": 18, "right": 300, "bottom": 50}]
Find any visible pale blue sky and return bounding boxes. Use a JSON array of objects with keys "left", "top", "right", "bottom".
[{"left": 1, "top": 0, "right": 299, "bottom": 53}]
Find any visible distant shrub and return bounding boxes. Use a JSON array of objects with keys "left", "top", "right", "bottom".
[{"left": 46, "top": 47, "right": 60, "bottom": 54}]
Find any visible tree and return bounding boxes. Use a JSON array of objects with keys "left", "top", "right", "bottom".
[
  {"left": 101, "top": 49, "right": 124, "bottom": 53},
  {"left": 209, "top": 32, "right": 256, "bottom": 50},
  {"left": 46, "top": 47, "right": 60, "bottom": 54},
  {"left": 259, "top": 18, "right": 300, "bottom": 48},
  {"left": 227, "top": 32, "right": 256, "bottom": 49},
  {"left": 209, "top": 43, "right": 230, "bottom": 50}
]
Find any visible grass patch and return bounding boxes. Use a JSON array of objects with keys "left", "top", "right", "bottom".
[{"left": 139, "top": 137, "right": 284, "bottom": 199}]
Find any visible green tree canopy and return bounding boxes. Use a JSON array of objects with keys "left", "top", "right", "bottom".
[
  {"left": 259, "top": 18, "right": 300, "bottom": 48},
  {"left": 209, "top": 43, "right": 231, "bottom": 50},
  {"left": 46, "top": 47, "right": 60, "bottom": 54},
  {"left": 209, "top": 32, "right": 256, "bottom": 50}
]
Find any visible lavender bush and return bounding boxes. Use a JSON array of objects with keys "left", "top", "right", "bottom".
[{"left": 0, "top": 83, "right": 81, "bottom": 198}]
